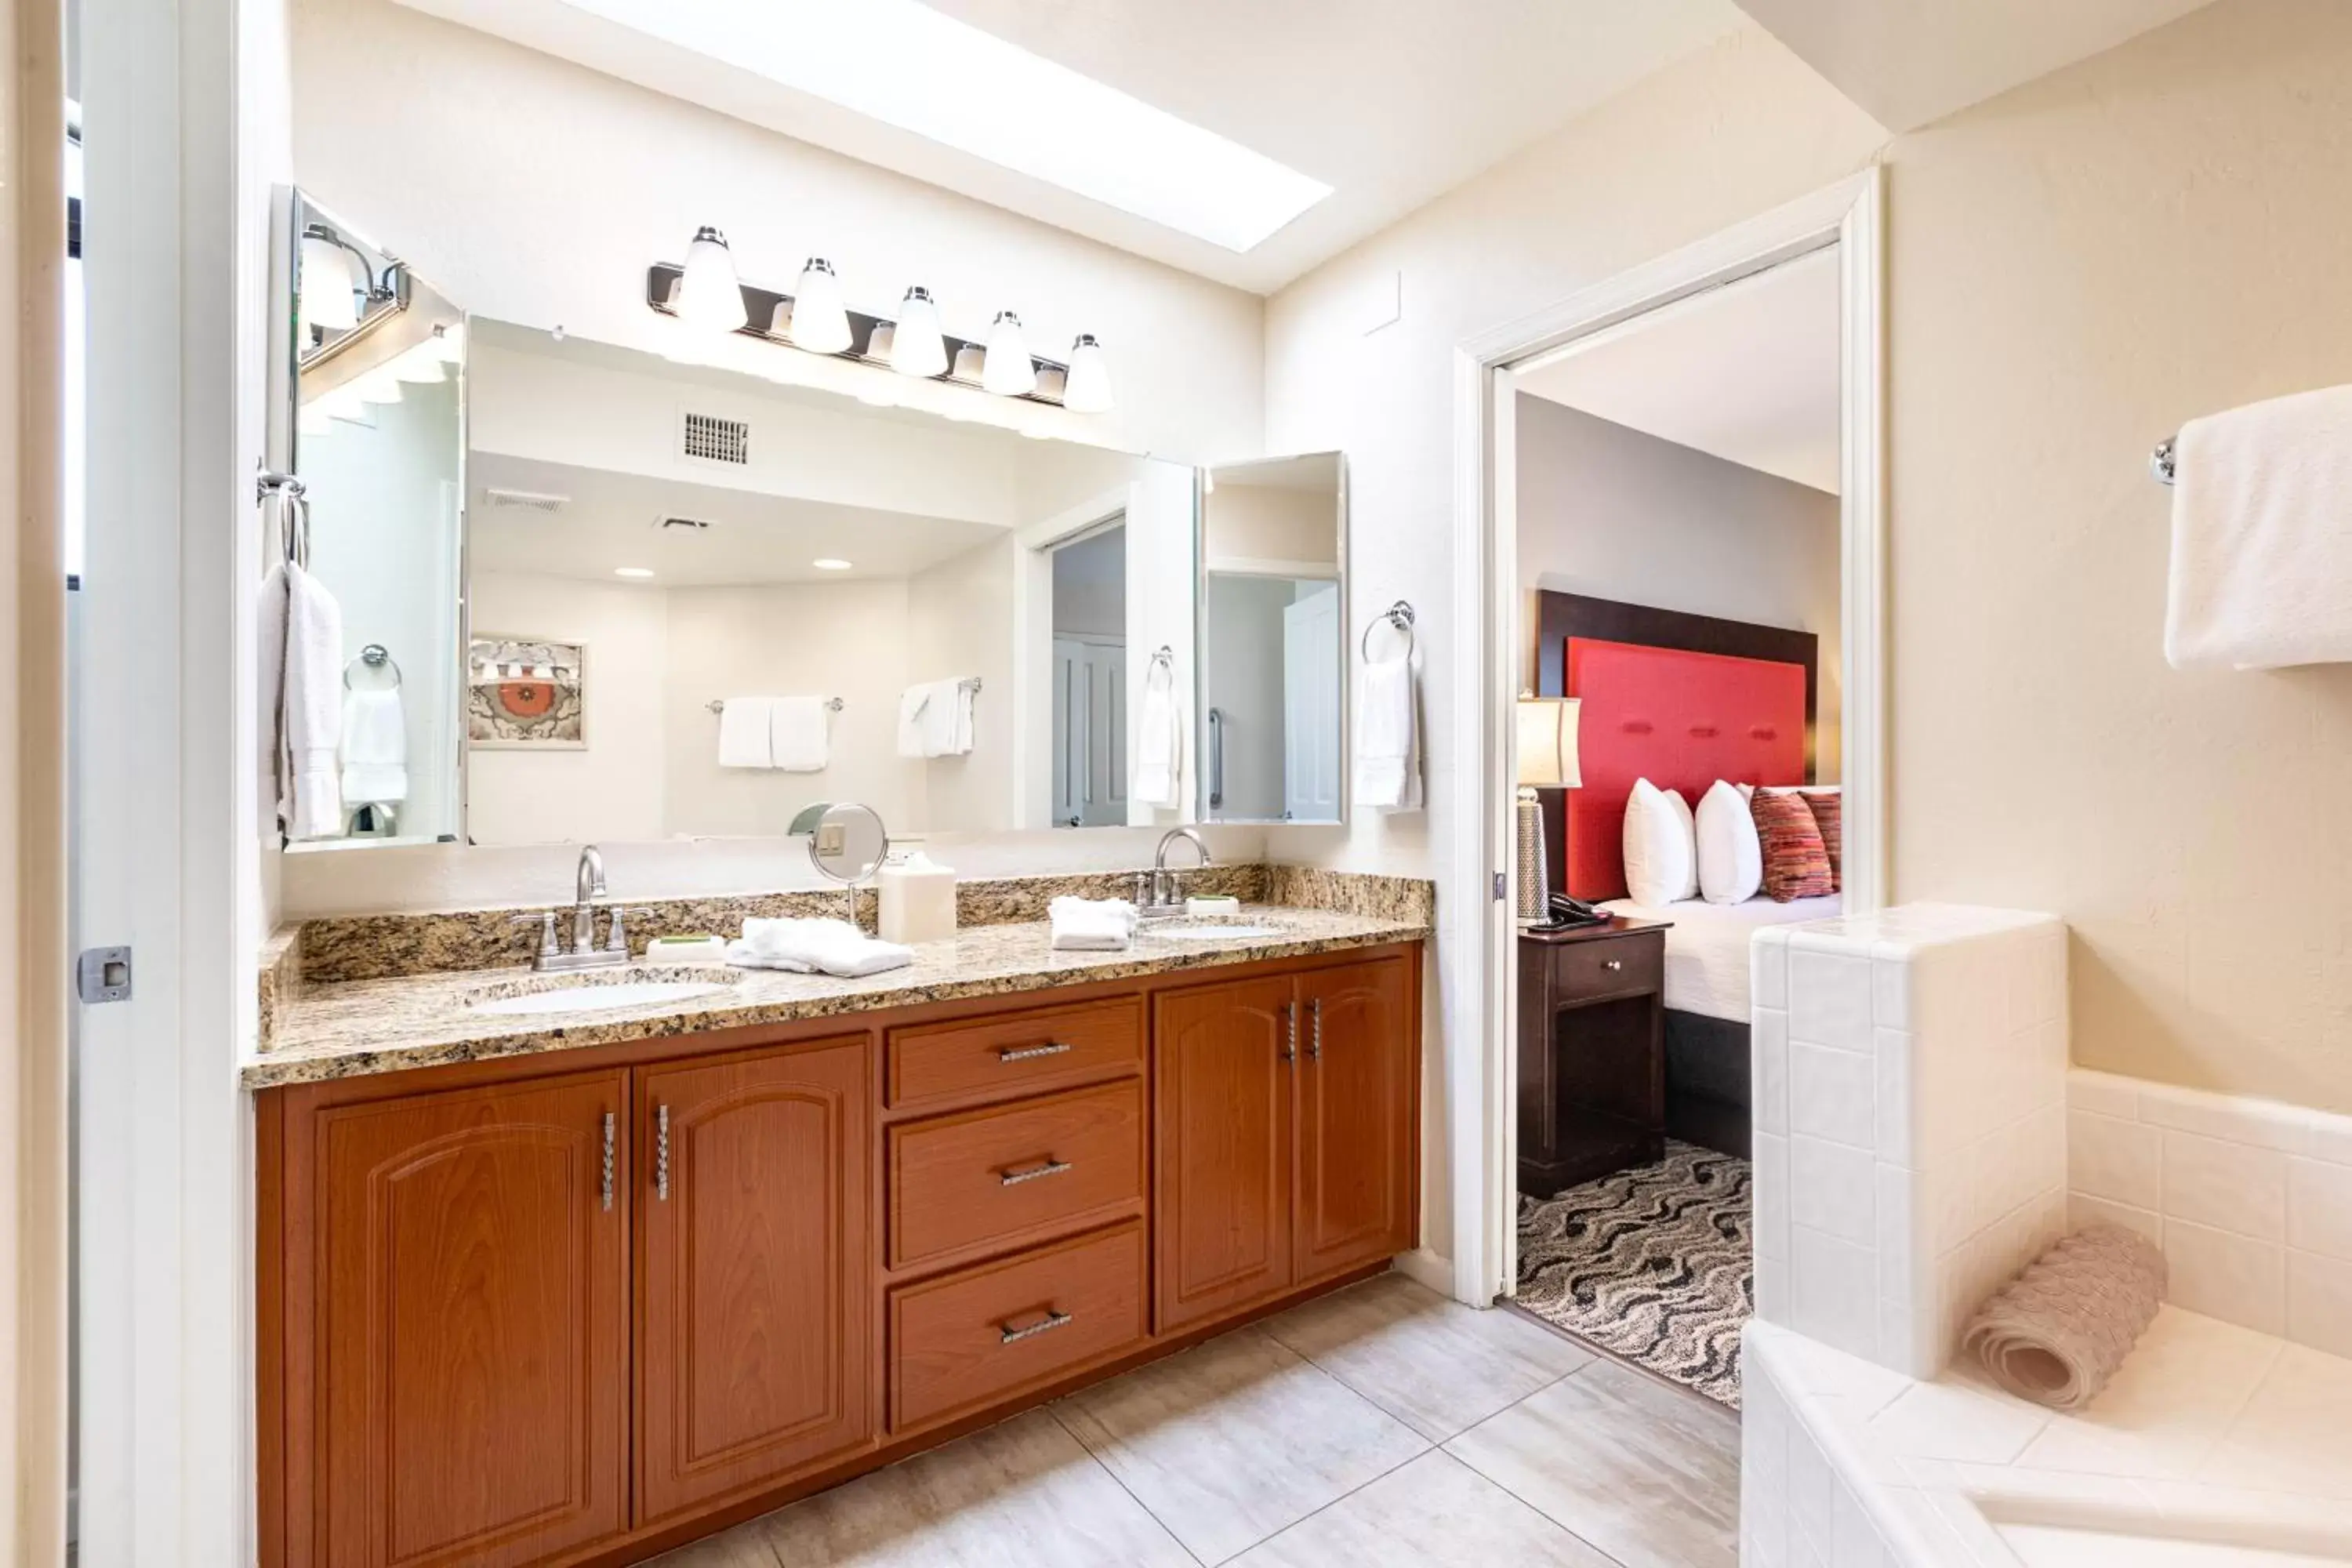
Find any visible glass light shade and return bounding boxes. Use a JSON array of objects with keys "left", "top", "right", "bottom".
[
  {"left": 298, "top": 234, "right": 361, "bottom": 332},
  {"left": 430, "top": 321, "right": 465, "bottom": 363},
  {"left": 789, "top": 257, "right": 853, "bottom": 354},
  {"left": 1062, "top": 333, "right": 1113, "bottom": 413},
  {"left": 677, "top": 226, "right": 749, "bottom": 335},
  {"left": 1515, "top": 695, "right": 1581, "bottom": 789},
  {"left": 890, "top": 285, "right": 949, "bottom": 378},
  {"left": 866, "top": 321, "right": 895, "bottom": 361},
  {"left": 981, "top": 310, "right": 1036, "bottom": 397}
]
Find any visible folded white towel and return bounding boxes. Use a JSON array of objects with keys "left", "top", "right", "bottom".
[
  {"left": 717, "top": 697, "right": 775, "bottom": 768},
  {"left": 2166, "top": 383, "right": 2352, "bottom": 670},
  {"left": 1050, "top": 895, "right": 1139, "bottom": 952},
  {"left": 260, "top": 560, "right": 346, "bottom": 839},
  {"left": 898, "top": 679, "right": 978, "bottom": 758},
  {"left": 339, "top": 686, "right": 409, "bottom": 804},
  {"left": 1352, "top": 653, "right": 1421, "bottom": 812},
  {"left": 1133, "top": 666, "right": 1181, "bottom": 810},
  {"left": 768, "top": 695, "right": 831, "bottom": 773},
  {"left": 730, "top": 916, "right": 913, "bottom": 978}
]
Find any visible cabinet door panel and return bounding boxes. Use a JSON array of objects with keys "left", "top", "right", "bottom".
[
  {"left": 1297, "top": 956, "right": 1417, "bottom": 1283},
  {"left": 1153, "top": 974, "right": 1297, "bottom": 1333},
  {"left": 318, "top": 1073, "right": 626, "bottom": 1568},
  {"left": 637, "top": 1037, "right": 876, "bottom": 1523}
]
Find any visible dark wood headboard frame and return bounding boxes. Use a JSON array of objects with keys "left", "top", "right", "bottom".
[{"left": 1533, "top": 590, "right": 1818, "bottom": 894}]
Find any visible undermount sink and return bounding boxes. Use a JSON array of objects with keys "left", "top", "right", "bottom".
[
  {"left": 1144, "top": 923, "right": 1285, "bottom": 940},
  {"left": 466, "top": 967, "right": 739, "bottom": 1017}
]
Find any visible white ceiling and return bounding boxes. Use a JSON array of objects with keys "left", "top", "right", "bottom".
[
  {"left": 390, "top": 0, "right": 1748, "bottom": 293},
  {"left": 469, "top": 452, "right": 1004, "bottom": 585},
  {"left": 1733, "top": 0, "right": 2216, "bottom": 131},
  {"left": 1515, "top": 245, "right": 1842, "bottom": 493}
]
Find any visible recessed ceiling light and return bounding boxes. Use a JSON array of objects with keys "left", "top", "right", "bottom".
[
  {"left": 550, "top": 0, "right": 1331, "bottom": 252},
  {"left": 812, "top": 557, "right": 852, "bottom": 571},
  {"left": 615, "top": 566, "right": 657, "bottom": 579}
]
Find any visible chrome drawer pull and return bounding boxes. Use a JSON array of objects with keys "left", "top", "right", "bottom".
[
  {"left": 1000, "top": 1308, "right": 1073, "bottom": 1345},
  {"left": 655, "top": 1104, "right": 670, "bottom": 1201},
  {"left": 1000, "top": 1158, "right": 1073, "bottom": 1187},
  {"left": 999, "top": 1041, "right": 1073, "bottom": 1063},
  {"left": 1602, "top": 959, "right": 1623, "bottom": 971},
  {"left": 600, "top": 1112, "right": 615, "bottom": 1212}
]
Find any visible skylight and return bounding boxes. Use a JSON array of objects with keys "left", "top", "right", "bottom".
[{"left": 552, "top": 0, "right": 1332, "bottom": 252}]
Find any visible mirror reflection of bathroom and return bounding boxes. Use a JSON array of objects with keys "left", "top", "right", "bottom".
[
  {"left": 1198, "top": 452, "right": 1345, "bottom": 824},
  {"left": 280, "top": 190, "right": 467, "bottom": 849},
  {"left": 1049, "top": 522, "right": 1127, "bottom": 828}
]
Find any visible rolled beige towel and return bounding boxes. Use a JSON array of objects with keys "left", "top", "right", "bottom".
[{"left": 1960, "top": 1225, "right": 2167, "bottom": 1411}]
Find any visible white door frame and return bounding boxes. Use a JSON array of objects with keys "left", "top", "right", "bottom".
[{"left": 1446, "top": 169, "right": 1886, "bottom": 1305}]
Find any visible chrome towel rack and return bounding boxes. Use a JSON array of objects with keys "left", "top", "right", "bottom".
[
  {"left": 706, "top": 696, "right": 844, "bottom": 713},
  {"left": 342, "top": 644, "right": 401, "bottom": 690},
  {"left": 1360, "top": 600, "right": 1416, "bottom": 662},
  {"left": 2151, "top": 435, "right": 2177, "bottom": 486}
]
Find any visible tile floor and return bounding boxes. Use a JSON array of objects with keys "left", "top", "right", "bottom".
[{"left": 653, "top": 1272, "right": 1741, "bottom": 1568}]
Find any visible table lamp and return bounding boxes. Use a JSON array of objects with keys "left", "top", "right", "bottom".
[{"left": 1515, "top": 695, "right": 1580, "bottom": 925}]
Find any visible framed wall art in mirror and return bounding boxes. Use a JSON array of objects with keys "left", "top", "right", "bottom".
[{"left": 467, "top": 637, "right": 586, "bottom": 749}]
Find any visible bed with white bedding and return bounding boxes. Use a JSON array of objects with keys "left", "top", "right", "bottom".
[{"left": 1595, "top": 894, "right": 1842, "bottom": 1021}]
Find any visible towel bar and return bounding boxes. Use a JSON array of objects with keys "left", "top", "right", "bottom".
[{"left": 706, "top": 696, "right": 844, "bottom": 713}]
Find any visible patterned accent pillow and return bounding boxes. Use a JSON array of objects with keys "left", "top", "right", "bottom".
[
  {"left": 1751, "top": 789, "right": 1833, "bottom": 902},
  {"left": 1801, "top": 789, "right": 1842, "bottom": 892}
]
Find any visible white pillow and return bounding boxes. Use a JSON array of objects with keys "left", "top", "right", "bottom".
[
  {"left": 1696, "top": 779, "right": 1764, "bottom": 904},
  {"left": 1623, "top": 778, "right": 1697, "bottom": 905}
]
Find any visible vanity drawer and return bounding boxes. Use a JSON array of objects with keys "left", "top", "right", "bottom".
[
  {"left": 887, "top": 996, "right": 1142, "bottom": 1109},
  {"left": 889, "top": 1221, "right": 1147, "bottom": 1433},
  {"left": 1553, "top": 931, "right": 1664, "bottom": 1002},
  {"left": 888, "top": 1080, "right": 1145, "bottom": 1270}
]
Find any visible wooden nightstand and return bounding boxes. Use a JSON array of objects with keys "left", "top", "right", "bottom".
[{"left": 1516, "top": 917, "right": 1670, "bottom": 1197}]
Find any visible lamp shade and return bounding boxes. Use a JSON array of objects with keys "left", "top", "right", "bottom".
[
  {"left": 1515, "top": 695, "right": 1581, "bottom": 789},
  {"left": 982, "top": 310, "right": 1036, "bottom": 397},
  {"left": 789, "top": 257, "right": 852, "bottom": 354},
  {"left": 677, "top": 227, "right": 748, "bottom": 335},
  {"left": 298, "top": 234, "right": 361, "bottom": 332},
  {"left": 1062, "top": 333, "right": 1113, "bottom": 413},
  {"left": 890, "top": 285, "right": 949, "bottom": 378}
]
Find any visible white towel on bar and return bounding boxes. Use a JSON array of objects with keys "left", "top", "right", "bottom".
[
  {"left": 768, "top": 695, "right": 831, "bottom": 773},
  {"left": 2166, "top": 383, "right": 2352, "bottom": 670},
  {"left": 1049, "top": 895, "right": 1139, "bottom": 952},
  {"left": 1352, "top": 652, "right": 1421, "bottom": 812},
  {"left": 717, "top": 697, "right": 775, "bottom": 768},
  {"left": 1132, "top": 669, "right": 1182, "bottom": 810},
  {"left": 898, "top": 679, "right": 976, "bottom": 758},
  {"left": 339, "top": 686, "right": 409, "bottom": 804},
  {"left": 259, "top": 559, "right": 345, "bottom": 839},
  {"left": 727, "top": 917, "right": 913, "bottom": 978}
]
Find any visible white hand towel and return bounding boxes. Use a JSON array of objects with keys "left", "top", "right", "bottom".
[
  {"left": 1049, "top": 895, "right": 1139, "bottom": 952},
  {"left": 339, "top": 686, "right": 409, "bottom": 804},
  {"left": 717, "top": 697, "right": 775, "bottom": 768},
  {"left": 899, "top": 680, "right": 978, "bottom": 758},
  {"left": 2166, "top": 383, "right": 2352, "bottom": 670},
  {"left": 1352, "top": 653, "right": 1421, "bottom": 812},
  {"left": 1133, "top": 673, "right": 1182, "bottom": 809},
  {"left": 730, "top": 916, "right": 913, "bottom": 978},
  {"left": 768, "top": 695, "right": 831, "bottom": 773},
  {"left": 260, "top": 561, "right": 346, "bottom": 840}
]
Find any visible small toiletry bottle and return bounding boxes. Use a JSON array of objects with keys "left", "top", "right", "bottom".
[{"left": 878, "top": 844, "right": 957, "bottom": 944}]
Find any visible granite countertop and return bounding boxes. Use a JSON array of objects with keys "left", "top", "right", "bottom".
[{"left": 243, "top": 906, "right": 1428, "bottom": 1090}]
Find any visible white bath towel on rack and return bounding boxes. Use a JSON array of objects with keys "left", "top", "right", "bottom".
[
  {"left": 1353, "top": 652, "right": 1421, "bottom": 812},
  {"left": 897, "top": 679, "right": 976, "bottom": 758},
  {"left": 259, "top": 558, "right": 346, "bottom": 839},
  {"left": 717, "top": 697, "right": 775, "bottom": 768},
  {"left": 768, "top": 695, "right": 831, "bottom": 773},
  {"left": 2166, "top": 383, "right": 2352, "bottom": 670},
  {"left": 1133, "top": 664, "right": 1183, "bottom": 810}
]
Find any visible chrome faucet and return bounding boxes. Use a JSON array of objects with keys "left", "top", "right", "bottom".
[
  {"left": 575, "top": 844, "right": 607, "bottom": 953},
  {"left": 1138, "top": 827, "right": 1211, "bottom": 918},
  {"left": 510, "top": 844, "right": 637, "bottom": 971}
]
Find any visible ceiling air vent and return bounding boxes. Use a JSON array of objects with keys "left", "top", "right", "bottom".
[
  {"left": 483, "top": 488, "right": 568, "bottom": 513},
  {"left": 655, "top": 515, "right": 713, "bottom": 533},
  {"left": 681, "top": 410, "right": 750, "bottom": 466}
]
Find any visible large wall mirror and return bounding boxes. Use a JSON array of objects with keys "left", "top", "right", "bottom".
[{"left": 272, "top": 191, "right": 1350, "bottom": 851}]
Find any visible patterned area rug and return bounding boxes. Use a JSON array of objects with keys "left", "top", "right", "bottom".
[{"left": 1516, "top": 1142, "right": 1752, "bottom": 1408}]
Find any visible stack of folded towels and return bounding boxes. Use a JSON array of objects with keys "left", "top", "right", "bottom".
[
  {"left": 725, "top": 917, "right": 913, "bottom": 978},
  {"left": 1049, "top": 896, "right": 1139, "bottom": 953}
]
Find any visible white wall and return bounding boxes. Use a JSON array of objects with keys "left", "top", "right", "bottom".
[{"left": 1516, "top": 394, "right": 1842, "bottom": 779}]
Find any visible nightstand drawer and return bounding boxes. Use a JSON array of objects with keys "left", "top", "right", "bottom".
[{"left": 1553, "top": 932, "right": 1663, "bottom": 1001}]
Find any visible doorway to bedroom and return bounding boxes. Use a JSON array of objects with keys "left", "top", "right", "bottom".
[{"left": 1498, "top": 234, "right": 1854, "bottom": 1410}]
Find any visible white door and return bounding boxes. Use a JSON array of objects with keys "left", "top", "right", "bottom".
[
  {"left": 1282, "top": 583, "right": 1341, "bottom": 822},
  {"left": 1053, "top": 636, "right": 1127, "bottom": 828},
  {"left": 1051, "top": 637, "right": 1083, "bottom": 826}
]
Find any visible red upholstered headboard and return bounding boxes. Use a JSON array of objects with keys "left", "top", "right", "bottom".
[{"left": 1532, "top": 593, "right": 1819, "bottom": 903}]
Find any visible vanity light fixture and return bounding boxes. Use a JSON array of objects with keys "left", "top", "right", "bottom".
[
  {"left": 614, "top": 566, "right": 657, "bottom": 579},
  {"left": 981, "top": 311, "right": 1036, "bottom": 397},
  {"left": 812, "top": 558, "right": 852, "bottom": 571},
  {"left": 677, "top": 226, "right": 750, "bottom": 335},
  {"left": 1062, "top": 334, "right": 1114, "bottom": 414},
  {"left": 950, "top": 343, "right": 987, "bottom": 383},
  {"left": 298, "top": 230, "right": 361, "bottom": 332},
  {"left": 890, "top": 285, "right": 949, "bottom": 378},
  {"left": 787, "top": 258, "right": 852, "bottom": 354}
]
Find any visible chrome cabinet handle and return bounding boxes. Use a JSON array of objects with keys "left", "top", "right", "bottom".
[
  {"left": 1603, "top": 959, "right": 1623, "bottom": 972},
  {"left": 600, "top": 1112, "right": 615, "bottom": 1212},
  {"left": 1280, "top": 1001, "right": 1297, "bottom": 1064},
  {"left": 999, "top": 1041, "right": 1073, "bottom": 1064},
  {"left": 1000, "top": 1158, "right": 1073, "bottom": 1187},
  {"left": 1308, "top": 997, "right": 1323, "bottom": 1060},
  {"left": 1000, "top": 1309, "right": 1073, "bottom": 1346},
  {"left": 655, "top": 1104, "right": 670, "bottom": 1201}
]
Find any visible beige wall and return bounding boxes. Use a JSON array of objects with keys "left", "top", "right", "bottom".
[{"left": 1882, "top": 0, "right": 2352, "bottom": 1113}]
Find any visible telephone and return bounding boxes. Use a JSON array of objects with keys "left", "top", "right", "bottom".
[{"left": 1542, "top": 892, "right": 1610, "bottom": 930}]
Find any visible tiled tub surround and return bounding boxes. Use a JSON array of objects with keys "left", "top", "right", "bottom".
[
  {"left": 241, "top": 902, "right": 1428, "bottom": 1089},
  {"left": 1743, "top": 1310, "right": 2352, "bottom": 1567},
  {"left": 2067, "top": 1069, "right": 2352, "bottom": 1359},
  {"left": 1754, "top": 905, "right": 2070, "bottom": 1380}
]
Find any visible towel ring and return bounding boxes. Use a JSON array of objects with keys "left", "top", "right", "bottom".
[
  {"left": 1145, "top": 644, "right": 1177, "bottom": 691},
  {"left": 343, "top": 643, "right": 401, "bottom": 690},
  {"left": 1359, "top": 601, "right": 1416, "bottom": 662}
]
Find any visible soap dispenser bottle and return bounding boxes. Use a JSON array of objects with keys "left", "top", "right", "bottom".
[{"left": 878, "top": 843, "right": 957, "bottom": 944}]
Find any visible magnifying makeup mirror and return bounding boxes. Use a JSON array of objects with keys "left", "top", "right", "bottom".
[{"left": 789, "top": 801, "right": 890, "bottom": 925}]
